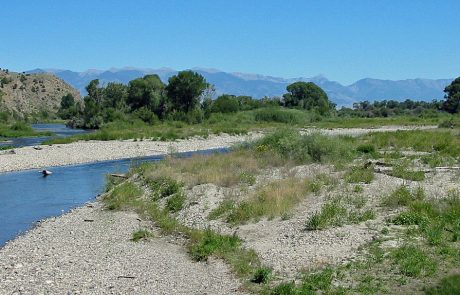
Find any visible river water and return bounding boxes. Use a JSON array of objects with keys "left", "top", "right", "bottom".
[
  {"left": 0, "top": 123, "right": 90, "bottom": 148},
  {"left": 0, "top": 148, "right": 227, "bottom": 247}
]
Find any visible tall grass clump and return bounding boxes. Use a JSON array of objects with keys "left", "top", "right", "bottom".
[
  {"left": 254, "top": 129, "right": 354, "bottom": 165},
  {"left": 365, "top": 130, "right": 460, "bottom": 157},
  {"left": 381, "top": 186, "right": 425, "bottom": 208},
  {"left": 254, "top": 108, "right": 302, "bottom": 124}
]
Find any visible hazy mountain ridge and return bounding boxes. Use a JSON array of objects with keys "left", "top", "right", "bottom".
[{"left": 27, "top": 68, "right": 453, "bottom": 106}]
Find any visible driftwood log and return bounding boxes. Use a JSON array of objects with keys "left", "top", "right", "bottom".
[{"left": 109, "top": 173, "right": 128, "bottom": 178}]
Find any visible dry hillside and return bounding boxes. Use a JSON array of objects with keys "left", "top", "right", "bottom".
[{"left": 0, "top": 69, "right": 81, "bottom": 115}]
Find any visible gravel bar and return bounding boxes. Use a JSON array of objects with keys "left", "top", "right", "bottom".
[{"left": 0, "top": 202, "right": 246, "bottom": 294}]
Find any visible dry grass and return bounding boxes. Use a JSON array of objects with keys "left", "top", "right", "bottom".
[
  {"left": 139, "top": 149, "right": 284, "bottom": 188},
  {"left": 227, "top": 177, "right": 309, "bottom": 224}
]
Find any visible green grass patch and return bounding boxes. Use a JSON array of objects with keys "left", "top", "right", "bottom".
[
  {"left": 0, "top": 122, "right": 53, "bottom": 138},
  {"left": 268, "top": 268, "right": 336, "bottom": 294},
  {"left": 391, "top": 164, "right": 425, "bottom": 181},
  {"left": 393, "top": 245, "right": 437, "bottom": 277},
  {"left": 103, "top": 181, "right": 143, "bottom": 210},
  {"left": 255, "top": 129, "right": 355, "bottom": 165}
]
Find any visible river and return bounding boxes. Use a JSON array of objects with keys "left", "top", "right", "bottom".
[
  {"left": 0, "top": 148, "right": 227, "bottom": 247},
  {"left": 0, "top": 123, "right": 90, "bottom": 148}
]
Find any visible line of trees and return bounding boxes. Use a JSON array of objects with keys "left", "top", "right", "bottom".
[
  {"left": 339, "top": 77, "right": 460, "bottom": 117},
  {"left": 59, "top": 70, "right": 336, "bottom": 128}
]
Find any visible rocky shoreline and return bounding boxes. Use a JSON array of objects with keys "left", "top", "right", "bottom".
[{"left": 0, "top": 133, "right": 262, "bottom": 173}]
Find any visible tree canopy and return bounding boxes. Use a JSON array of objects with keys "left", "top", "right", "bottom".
[
  {"left": 128, "top": 74, "right": 165, "bottom": 115},
  {"left": 166, "top": 71, "right": 209, "bottom": 113},
  {"left": 442, "top": 77, "right": 460, "bottom": 114},
  {"left": 282, "top": 82, "right": 334, "bottom": 115}
]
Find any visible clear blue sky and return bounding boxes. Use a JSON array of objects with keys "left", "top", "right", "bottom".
[{"left": 1, "top": 0, "right": 459, "bottom": 84}]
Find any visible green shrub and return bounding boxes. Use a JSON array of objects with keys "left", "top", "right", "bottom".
[
  {"left": 147, "top": 176, "right": 182, "bottom": 200},
  {"left": 211, "top": 95, "right": 240, "bottom": 113},
  {"left": 391, "top": 164, "right": 425, "bottom": 181},
  {"left": 208, "top": 200, "right": 235, "bottom": 220},
  {"left": 239, "top": 171, "right": 256, "bottom": 185},
  {"left": 254, "top": 108, "right": 301, "bottom": 124},
  {"left": 189, "top": 229, "right": 241, "bottom": 261},
  {"left": 393, "top": 211, "right": 429, "bottom": 226},
  {"left": 270, "top": 282, "right": 297, "bottom": 295},
  {"left": 357, "top": 144, "right": 376, "bottom": 154}
]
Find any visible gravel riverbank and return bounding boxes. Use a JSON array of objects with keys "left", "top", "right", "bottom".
[
  {"left": 0, "top": 202, "right": 246, "bottom": 294},
  {"left": 0, "top": 133, "right": 262, "bottom": 173}
]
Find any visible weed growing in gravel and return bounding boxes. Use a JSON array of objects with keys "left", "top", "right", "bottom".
[
  {"left": 345, "top": 166, "right": 375, "bottom": 184},
  {"left": 131, "top": 229, "right": 154, "bottom": 242},
  {"left": 138, "top": 148, "right": 280, "bottom": 188},
  {"left": 306, "top": 199, "right": 347, "bottom": 230},
  {"left": 391, "top": 163, "right": 425, "bottom": 181},
  {"left": 306, "top": 196, "right": 375, "bottom": 230},
  {"left": 356, "top": 143, "right": 376, "bottom": 155},
  {"left": 392, "top": 245, "right": 437, "bottom": 277},
  {"left": 267, "top": 267, "right": 336, "bottom": 295},
  {"left": 188, "top": 229, "right": 262, "bottom": 277},
  {"left": 103, "top": 182, "right": 143, "bottom": 210},
  {"left": 208, "top": 199, "right": 235, "bottom": 220},
  {"left": 381, "top": 185, "right": 425, "bottom": 208}
]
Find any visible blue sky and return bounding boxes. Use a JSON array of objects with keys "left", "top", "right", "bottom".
[{"left": 1, "top": 0, "right": 459, "bottom": 84}]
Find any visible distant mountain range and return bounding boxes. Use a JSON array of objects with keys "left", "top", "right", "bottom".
[{"left": 26, "top": 67, "right": 453, "bottom": 106}]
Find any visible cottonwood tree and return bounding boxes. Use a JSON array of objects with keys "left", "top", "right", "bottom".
[
  {"left": 166, "top": 70, "right": 209, "bottom": 113},
  {"left": 443, "top": 77, "right": 460, "bottom": 114},
  {"left": 283, "top": 82, "right": 334, "bottom": 115}
]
